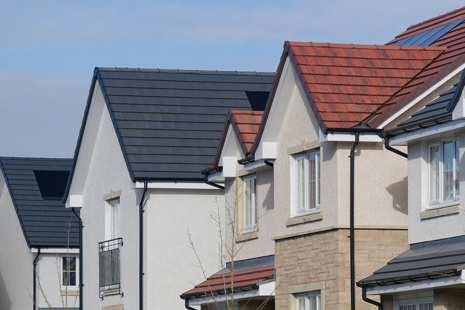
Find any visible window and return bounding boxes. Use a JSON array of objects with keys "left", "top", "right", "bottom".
[
  {"left": 106, "top": 198, "right": 120, "bottom": 240},
  {"left": 243, "top": 175, "right": 257, "bottom": 232},
  {"left": 296, "top": 292, "right": 321, "bottom": 310},
  {"left": 61, "top": 255, "right": 78, "bottom": 289},
  {"left": 294, "top": 149, "right": 320, "bottom": 215},
  {"left": 396, "top": 298, "right": 433, "bottom": 310},
  {"left": 429, "top": 139, "right": 460, "bottom": 207}
]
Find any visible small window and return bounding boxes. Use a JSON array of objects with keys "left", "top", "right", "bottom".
[
  {"left": 429, "top": 139, "right": 460, "bottom": 207},
  {"left": 61, "top": 256, "right": 78, "bottom": 289},
  {"left": 294, "top": 149, "right": 320, "bottom": 215},
  {"left": 243, "top": 175, "right": 257, "bottom": 232},
  {"left": 106, "top": 198, "right": 120, "bottom": 240},
  {"left": 396, "top": 298, "right": 433, "bottom": 310},
  {"left": 296, "top": 291, "right": 321, "bottom": 310}
]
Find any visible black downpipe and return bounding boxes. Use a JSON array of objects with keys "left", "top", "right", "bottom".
[
  {"left": 71, "top": 208, "right": 83, "bottom": 310},
  {"left": 204, "top": 174, "right": 225, "bottom": 190},
  {"left": 33, "top": 248, "right": 41, "bottom": 310},
  {"left": 184, "top": 298, "right": 196, "bottom": 310},
  {"left": 139, "top": 181, "right": 148, "bottom": 310},
  {"left": 384, "top": 135, "right": 408, "bottom": 158},
  {"left": 362, "top": 286, "right": 382, "bottom": 310},
  {"left": 350, "top": 132, "right": 359, "bottom": 310}
]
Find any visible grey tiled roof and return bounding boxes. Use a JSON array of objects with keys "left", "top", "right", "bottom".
[
  {"left": 0, "top": 157, "right": 79, "bottom": 248},
  {"left": 358, "top": 235, "right": 465, "bottom": 287},
  {"left": 70, "top": 68, "right": 275, "bottom": 183}
]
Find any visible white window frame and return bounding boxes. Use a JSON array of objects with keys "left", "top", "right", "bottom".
[
  {"left": 395, "top": 297, "right": 433, "bottom": 310},
  {"left": 61, "top": 255, "right": 79, "bottom": 290},
  {"left": 428, "top": 138, "right": 460, "bottom": 209},
  {"left": 243, "top": 174, "right": 257, "bottom": 233},
  {"left": 293, "top": 149, "right": 320, "bottom": 217},
  {"left": 105, "top": 198, "right": 120, "bottom": 240},
  {"left": 296, "top": 291, "right": 321, "bottom": 310}
]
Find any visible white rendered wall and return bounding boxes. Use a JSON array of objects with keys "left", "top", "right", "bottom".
[
  {"left": 146, "top": 188, "right": 224, "bottom": 310},
  {"left": 79, "top": 89, "right": 139, "bottom": 310},
  {"left": 0, "top": 174, "right": 34, "bottom": 310},
  {"left": 408, "top": 133, "right": 465, "bottom": 244}
]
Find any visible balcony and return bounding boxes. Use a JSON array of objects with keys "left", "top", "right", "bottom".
[{"left": 99, "top": 238, "right": 123, "bottom": 298}]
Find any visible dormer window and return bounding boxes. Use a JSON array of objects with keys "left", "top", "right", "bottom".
[{"left": 429, "top": 139, "right": 460, "bottom": 207}]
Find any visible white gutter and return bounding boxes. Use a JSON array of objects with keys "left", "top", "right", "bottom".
[
  {"left": 31, "top": 248, "right": 79, "bottom": 254},
  {"left": 133, "top": 181, "right": 224, "bottom": 190}
]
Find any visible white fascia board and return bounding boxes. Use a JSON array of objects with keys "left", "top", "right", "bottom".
[
  {"left": 207, "top": 171, "right": 224, "bottom": 182},
  {"left": 452, "top": 87, "right": 465, "bottom": 120},
  {"left": 133, "top": 182, "right": 223, "bottom": 190},
  {"left": 378, "top": 62, "right": 465, "bottom": 129},
  {"left": 31, "top": 248, "right": 79, "bottom": 254},
  {"left": 67, "top": 195, "right": 83, "bottom": 209},
  {"left": 188, "top": 281, "right": 275, "bottom": 306},
  {"left": 219, "top": 124, "right": 244, "bottom": 176},
  {"left": 222, "top": 157, "right": 238, "bottom": 178},
  {"left": 389, "top": 120, "right": 465, "bottom": 146},
  {"left": 319, "top": 129, "right": 382, "bottom": 143},
  {"left": 366, "top": 275, "right": 464, "bottom": 295},
  {"left": 254, "top": 142, "right": 277, "bottom": 161},
  {"left": 244, "top": 160, "right": 274, "bottom": 171}
]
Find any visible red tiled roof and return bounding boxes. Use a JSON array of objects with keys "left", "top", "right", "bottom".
[
  {"left": 368, "top": 7, "right": 465, "bottom": 128},
  {"left": 181, "top": 264, "right": 274, "bottom": 297},
  {"left": 211, "top": 110, "right": 263, "bottom": 167},
  {"left": 249, "top": 42, "right": 444, "bottom": 153}
]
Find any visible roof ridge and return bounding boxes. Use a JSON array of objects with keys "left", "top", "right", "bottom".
[
  {"left": 287, "top": 41, "right": 446, "bottom": 51},
  {"left": 407, "top": 6, "right": 465, "bottom": 31},
  {"left": 95, "top": 67, "right": 276, "bottom": 76}
]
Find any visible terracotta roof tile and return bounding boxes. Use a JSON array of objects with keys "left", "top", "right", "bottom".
[
  {"left": 368, "top": 7, "right": 465, "bottom": 128},
  {"left": 181, "top": 264, "right": 274, "bottom": 297}
]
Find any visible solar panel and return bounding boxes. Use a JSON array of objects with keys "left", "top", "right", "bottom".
[
  {"left": 394, "top": 17, "right": 465, "bottom": 46},
  {"left": 34, "top": 170, "right": 70, "bottom": 200},
  {"left": 245, "top": 91, "right": 270, "bottom": 111}
]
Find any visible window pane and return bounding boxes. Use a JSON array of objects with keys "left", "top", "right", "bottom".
[
  {"left": 309, "top": 295, "right": 317, "bottom": 310},
  {"left": 62, "top": 257, "right": 76, "bottom": 286},
  {"left": 455, "top": 140, "right": 460, "bottom": 197},
  {"left": 297, "top": 298, "right": 306, "bottom": 310},
  {"left": 316, "top": 153, "right": 320, "bottom": 205},
  {"left": 430, "top": 145, "right": 439, "bottom": 201},
  {"left": 245, "top": 179, "right": 252, "bottom": 227},
  {"left": 111, "top": 200, "right": 119, "bottom": 239},
  {"left": 252, "top": 178, "right": 257, "bottom": 226},
  {"left": 444, "top": 141, "right": 454, "bottom": 201},
  {"left": 308, "top": 154, "right": 316, "bottom": 210},
  {"left": 297, "top": 158, "right": 305, "bottom": 210}
]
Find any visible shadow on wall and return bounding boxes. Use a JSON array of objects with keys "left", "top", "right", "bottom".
[
  {"left": 261, "top": 171, "right": 274, "bottom": 212},
  {"left": 0, "top": 271, "right": 12, "bottom": 310},
  {"left": 385, "top": 176, "right": 408, "bottom": 215}
]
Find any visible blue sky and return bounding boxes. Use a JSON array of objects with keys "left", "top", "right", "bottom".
[{"left": 1, "top": 0, "right": 464, "bottom": 158}]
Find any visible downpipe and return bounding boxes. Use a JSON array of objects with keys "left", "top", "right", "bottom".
[
  {"left": 349, "top": 132, "right": 359, "bottom": 310},
  {"left": 139, "top": 181, "right": 148, "bottom": 310},
  {"left": 33, "top": 248, "right": 41, "bottom": 310},
  {"left": 362, "top": 286, "right": 382, "bottom": 310},
  {"left": 71, "top": 208, "right": 83, "bottom": 310},
  {"left": 184, "top": 298, "right": 196, "bottom": 310},
  {"left": 384, "top": 135, "right": 407, "bottom": 158}
]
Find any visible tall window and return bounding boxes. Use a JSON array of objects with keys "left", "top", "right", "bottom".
[
  {"left": 61, "top": 256, "right": 77, "bottom": 289},
  {"left": 107, "top": 198, "right": 120, "bottom": 240},
  {"left": 243, "top": 175, "right": 257, "bottom": 232},
  {"left": 429, "top": 140, "right": 460, "bottom": 206},
  {"left": 295, "top": 149, "right": 320, "bottom": 215},
  {"left": 296, "top": 292, "right": 320, "bottom": 310}
]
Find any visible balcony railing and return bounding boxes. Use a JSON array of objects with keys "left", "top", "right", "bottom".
[{"left": 99, "top": 238, "right": 123, "bottom": 298}]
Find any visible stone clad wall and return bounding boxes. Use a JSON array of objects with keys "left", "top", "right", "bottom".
[{"left": 275, "top": 228, "right": 408, "bottom": 310}]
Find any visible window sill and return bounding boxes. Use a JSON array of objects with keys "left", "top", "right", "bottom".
[
  {"left": 236, "top": 231, "right": 258, "bottom": 243},
  {"left": 287, "top": 212, "right": 323, "bottom": 227},
  {"left": 421, "top": 204, "right": 460, "bottom": 220},
  {"left": 61, "top": 289, "right": 79, "bottom": 296}
]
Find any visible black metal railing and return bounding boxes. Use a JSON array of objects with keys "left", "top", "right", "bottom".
[{"left": 98, "top": 238, "right": 123, "bottom": 298}]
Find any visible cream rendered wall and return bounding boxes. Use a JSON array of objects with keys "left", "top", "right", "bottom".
[
  {"left": 146, "top": 188, "right": 223, "bottom": 310},
  {"left": 80, "top": 89, "right": 139, "bottom": 310},
  {"left": 270, "top": 61, "right": 408, "bottom": 239},
  {"left": 223, "top": 168, "right": 275, "bottom": 262},
  {"left": 0, "top": 174, "right": 34, "bottom": 310},
  {"left": 408, "top": 131, "right": 465, "bottom": 244},
  {"left": 36, "top": 253, "right": 79, "bottom": 308}
]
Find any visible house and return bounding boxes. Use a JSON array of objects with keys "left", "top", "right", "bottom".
[
  {"left": 357, "top": 6, "right": 465, "bottom": 309},
  {"left": 181, "top": 38, "right": 465, "bottom": 309},
  {"left": 63, "top": 67, "right": 275, "bottom": 310},
  {"left": 0, "top": 157, "right": 79, "bottom": 310}
]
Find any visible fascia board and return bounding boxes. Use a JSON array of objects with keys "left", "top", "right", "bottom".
[
  {"left": 389, "top": 120, "right": 465, "bottom": 146},
  {"left": 366, "top": 275, "right": 464, "bottom": 295},
  {"left": 218, "top": 124, "right": 244, "bottom": 176},
  {"left": 254, "top": 57, "right": 293, "bottom": 161},
  {"left": 31, "top": 248, "right": 79, "bottom": 254},
  {"left": 319, "top": 129, "right": 382, "bottom": 143},
  {"left": 452, "top": 87, "right": 465, "bottom": 120},
  {"left": 377, "top": 62, "right": 465, "bottom": 129},
  {"left": 207, "top": 171, "right": 224, "bottom": 182},
  {"left": 133, "top": 182, "right": 223, "bottom": 190}
]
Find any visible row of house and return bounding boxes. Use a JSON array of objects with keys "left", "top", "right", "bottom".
[{"left": 1, "top": 5, "right": 465, "bottom": 310}]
